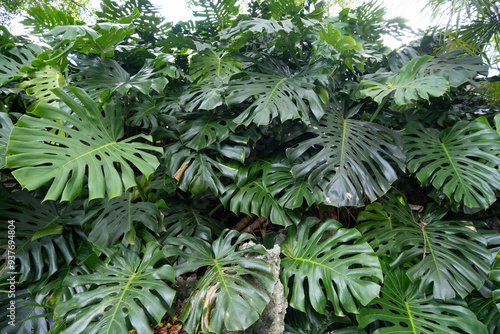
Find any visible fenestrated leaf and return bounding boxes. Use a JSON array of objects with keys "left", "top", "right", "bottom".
[
  {"left": 74, "top": 59, "right": 167, "bottom": 99},
  {"left": 48, "top": 22, "right": 135, "bottom": 57},
  {"left": 263, "top": 163, "right": 325, "bottom": 210},
  {"left": 357, "top": 198, "right": 493, "bottom": 299},
  {"left": 0, "top": 288, "right": 50, "bottom": 334},
  {"left": 405, "top": 121, "right": 500, "bottom": 210},
  {"left": 287, "top": 107, "right": 405, "bottom": 207},
  {"left": 5, "top": 87, "right": 162, "bottom": 202},
  {"left": 82, "top": 191, "right": 162, "bottom": 247},
  {"left": 180, "top": 76, "right": 226, "bottom": 111},
  {"left": 360, "top": 55, "right": 449, "bottom": 106},
  {"left": 164, "top": 230, "right": 274, "bottom": 334},
  {"left": 17, "top": 65, "right": 66, "bottom": 105},
  {"left": 161, "top": 201, "right": 224, "bottom": 238},
  {"left": 164, "top": 143, "right": 237, "bottom": 195},
  {"left": 55, "top": 242, "right": 176, "bottom": 334},
  {"left": 357, "top": 267, "right": 488, "bottom": 334},
  {"left": 0, "top": 190, "right": 83, "bottom": 282},
  {"left": 221, "top": 162, "right": 302, "bottom": 227},
  {"left": 222, "top": 17, "right": 297, "bottom": 39},
  {"left": 0, "top": 112, "right": 14, "bottom": 169},
  {"left": 0, "top": 47, "right": 36, "bottom": 85},
  {"left": 467, "top": 279, "right": 500, "bottom": 334},
  {"left": 226, "top": 62, "right": 327, "bottom": 126},
  {"left": 179, "top": 111, "right": 231, "bottom": 151},
  {"left": 419, "top": 50, "right": 488, "bottom": 87},
  {"left": 190, "top": 50, "right": 241, "bottom": 83},
  {"left": 281, "top": 218, "right": 383, "bottom": 316}
]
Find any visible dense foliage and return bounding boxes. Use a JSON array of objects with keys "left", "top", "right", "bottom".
[{"left": 0, "top": 0, "right": 499, "bottom": 333}]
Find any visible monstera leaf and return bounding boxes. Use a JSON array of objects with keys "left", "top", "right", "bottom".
[
  {"left": 189, "top": 50, "right": 242, "bottom": 82},
  {"left": 0, "top": 190, "right": 83, "bottom": 282},
  {"left": 161, "top": 201, "right": 224, "bottom": 238},
  {"left": 0, "top": 112, "right": 13, "bottom": 169},
  {"left": 164, "top": 230, "right": 274, "bottom": 334},
  {"left": 221, "top": 162, "right": 304, "bottom": 226},
  {"left": 55, "top": 242, "right": 176, "bottom": 334},
  {"left": 226, "top": 62, "right": 328, "bottom": 126},
  {"left": 286, "top": 109, "right": 405, "bottom": 207},
  {"left": 0, "top": 288, "right": 50, "bottom": 333},
  {"left": 180, "top": 77, "right": 226, "bottom": 111},
  {"left": 357, "top": 267, "right": 487, "bottom": 334},
  {"left": 96, "top": 0, "right": 163, "bottom": 35},
  {"left": 405, "top": 121, "right": 500, "bottom": 210},
  {"left": 179, "top": 111, "right": 232, "bottom": 151},
  {"left": 82, "top": 191, "right": 162, "bottom": 247},
  {"left": 0, "top": 47, "right": 36, "bottom": 85},
  {"left": 467, "top": 279, "right": 500, "bottom": 334},
  {"left": 48, "top": 22, "right": 135, "bottom": 58},
  {"left": 191, "top": 0, "right": 239, "bottom": 29},
  {"left": 164, "top": 143, "right": 237, "bottom": 195},
  {"left": 5, "top": 87, "right": 161, "bottom": 202},
  {"left": 17, "top": 65, "right": 66, "bottom": 105},
  {"left": 357, "top": 198, "right": 493, "bottom": 299},
  {"left": 281, "top": 218, "right": 382, "bottom": 316},
  {"left": 360, "top": 56, "right": 449, "bottom": 106},
  {"left": 419, "top": 50, "right": 488, "bottom": 87},
  {"left": 74, "top": 59, "right": 167, "bottom": 99}
]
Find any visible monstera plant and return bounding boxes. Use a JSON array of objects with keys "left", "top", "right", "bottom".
[{"left": 0, "top": 0, "right": 499, "bottom": 333}]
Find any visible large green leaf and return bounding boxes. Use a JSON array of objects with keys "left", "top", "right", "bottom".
[
  {"left": 164, "top": 230, "right": 274, "bottom": 334},
  {"left": 189, "top": 50, "right": 241, "bottom": 82},
  {"left": 83, "top": 191, "right": 162, "bottom": 247},
  {"left": 467, "top": 280, "right": 500, "bottom": 334},
  {"left": 74, "top": 59, "right": 167, "bottom": 99},
  {"left": 179, "top": 111, "right": 231, "bottom": 151},
  {"left": 0, "top": 190, "right": 83, "bottom": 282},
  {"left": 0, "top": 112, "right": 14, "bottom": 169},
  {"left": 164, "top": 143, "right": 237, "bottom": 195},
  {"left": 0, "top": 288, "right": 51, "bottom": 333},
  {"left": 419, "top": 50, "right": 488, "bottom": 87},
  {"left": 48, "top": 22, "right": 135, "bottom": 58},
  {"left": 5, "top": 87, "right": 161, "bottom": 202},
  {"left": 357, "top": 198, "right": 493, "bottom": 299},
  {"left": 96, "top": 0, "right": 164, "bottom": 37},
  {"left": 357, "top": 267, "right": 487, "bottom": 334},
  {"left": 286, "top": 108, "right": 405, "bottom": 207},
  {"left": 405, "top": 121, "right": 500, "bottom": 210},
  {"left": 180, "top": 76, "right": 226, "bottom": 111},
  {"left": 0, "top": 47, "right": 36, "bottom": 85},
  {"left": 281, "top": 218, "right": 382, "bottom": 316},
  {"left": 190, "top": 0, "right": 239, "bottom": 29},
  {"left": 360, "top": 56, "right": 449, "bottom": 106},
  {"left": 221, "top": 162, "right": 303, "bottom": 227},
  {"left": 161, "top": 201, "right": 224, "bottom": 238},
  {"left": 17, "top": 65, "right": 66, "bottom": 105},
  {"left": 55, "top": 242, "right": 176, "bottom": 334},
  {"left": 226, "top": 62, "right": 327, "bottom": 126}
]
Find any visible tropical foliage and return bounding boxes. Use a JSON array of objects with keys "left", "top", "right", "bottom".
[{"left": 0, "top": 0, "right": 499, "bottom": 333}]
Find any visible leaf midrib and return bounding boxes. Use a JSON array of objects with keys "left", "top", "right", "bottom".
[
  {"left": 440, "top": 141, "right": 466, "bottom": 195},
  {"left": 52, "top": 141, "right": 117, "bottom": 173},
  {"left": 288, "top": 256, "right": 356, "bottom": 283},
  {"left": 105, "top": 272, "right": 136, "bottom": 334}
]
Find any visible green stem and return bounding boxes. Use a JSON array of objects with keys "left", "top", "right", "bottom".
[
  {"left": 209, "top": 203, "right": 223, "bottom": 216},
  {"left": 135, "top": 178, "right": 147, "bottom": 202},
  {"left": 369, "top": 95, "right": 389, "bottom": 122},
  {"left": 280, "top": 31, "right": 302, "bottom": 70}
]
